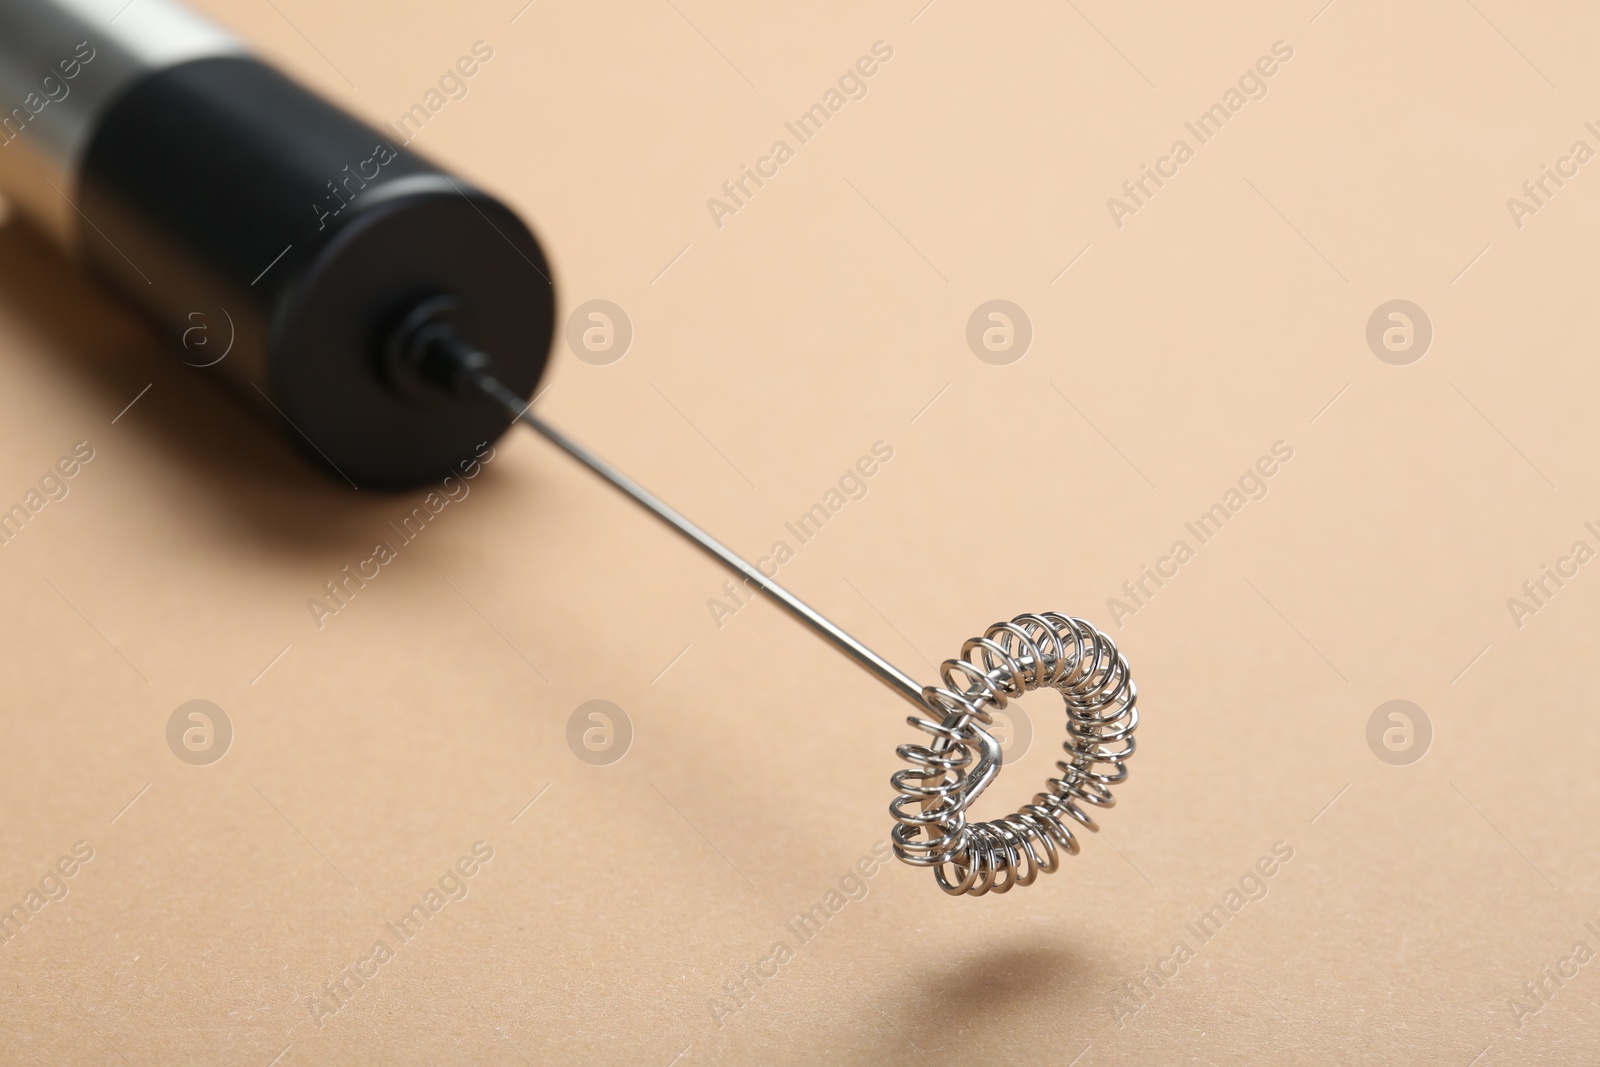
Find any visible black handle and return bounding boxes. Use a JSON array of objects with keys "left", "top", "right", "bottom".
[{"left": 80, "top": 56, "right": 555, "bottom": 487}]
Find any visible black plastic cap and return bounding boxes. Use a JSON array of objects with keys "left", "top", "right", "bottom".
[{"left": 79, "top": 56, "right": 554, "bottom": 487}]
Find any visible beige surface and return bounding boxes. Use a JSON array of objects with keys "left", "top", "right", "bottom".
[{"left": 2, "top": 0, "right": 1599, "bottom": 1063}]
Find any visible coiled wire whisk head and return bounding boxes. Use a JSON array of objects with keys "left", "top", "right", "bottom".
[{"left": 889, "top": 612, "right": 1137, "bottom": 896}]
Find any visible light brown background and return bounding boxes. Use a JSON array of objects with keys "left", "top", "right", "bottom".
[{"left": 1, "top": 0, "right": 1597, "bottom": 1063}]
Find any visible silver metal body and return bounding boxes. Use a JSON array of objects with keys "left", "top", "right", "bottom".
[
  {"left": 470, "top": 371, "right": 1140, "bottom": 897},
  {"left": 0, "top": 0, "right": 241, "bottom": 247}
]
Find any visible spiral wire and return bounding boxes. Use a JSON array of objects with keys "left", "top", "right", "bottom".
[
  {"left": 890, "top": 612, "right": 1137, "bottom": 896},
  {"left": 463, "top": 367, "right": 1140, "bottom": 900}
]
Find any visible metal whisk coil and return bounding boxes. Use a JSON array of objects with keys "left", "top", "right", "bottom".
[
  {"left": 890, "top": 613, "right": 1138, "bottom": 896},
  {"left": 474, "top": 369, "right": 1141, "bottom": 901}
]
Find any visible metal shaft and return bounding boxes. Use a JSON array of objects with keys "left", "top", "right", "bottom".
[{"left": 468, "top": 371, "right": 930, "bottom": 711}]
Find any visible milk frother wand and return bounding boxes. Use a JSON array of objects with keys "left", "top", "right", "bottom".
[{"left": 0, "top": 0, "right": 1139, "bottom": 896}]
